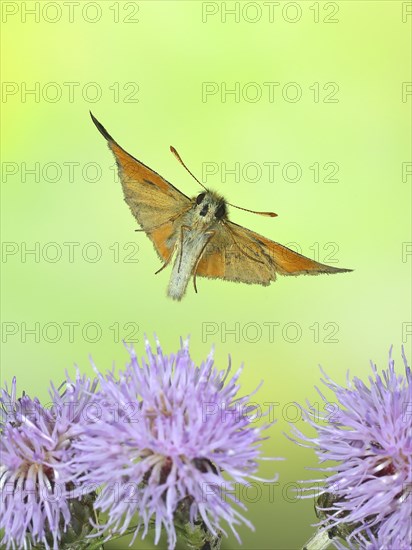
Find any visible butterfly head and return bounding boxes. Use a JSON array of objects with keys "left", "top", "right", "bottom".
[{"left": 194, "top": 190, "right": 227, "bottom": 224}]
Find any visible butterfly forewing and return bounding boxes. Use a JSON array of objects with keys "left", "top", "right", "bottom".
[
  {"left": 196, "top": 221, "right": 350, "bottom": 285},
  {"left": 90, "top": 113, "right": 190, "bottom": 262}
]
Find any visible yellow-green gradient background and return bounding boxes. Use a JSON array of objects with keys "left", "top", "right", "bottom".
[{"left": 1, "top": 1, "right": 411, "bottom": 549}]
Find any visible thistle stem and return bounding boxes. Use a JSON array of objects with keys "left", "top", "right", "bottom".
[
  {"left": 302, "top": 529, "right": 333, "bottom": 550},
  {"left": 179, "top": 521, "right": 222, "bottom": 550}
]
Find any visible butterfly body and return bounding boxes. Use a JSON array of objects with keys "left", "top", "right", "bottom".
[
  {"left": 167, "top": 224, "right": 211, "bottom": 300},
  {"left": 90, "top": 112, "right": 352, "bottom": 301},
  {"left": 167, "top": 191, "right": 227, "bottom": 300}
]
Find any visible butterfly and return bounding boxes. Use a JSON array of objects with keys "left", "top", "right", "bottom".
[{"left": 90, "top": 112, "right": 352, "bottom": 301}]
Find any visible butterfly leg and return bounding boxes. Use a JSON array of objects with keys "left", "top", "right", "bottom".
[
  {"left": 154, "top": 256, "right": 172, "bottom": 275},
  {"left": 155, "top": 237, "right": 180, "bottom": 274},
  {"left": 192, "top": 231, "right": 216, "bottom": 294}
]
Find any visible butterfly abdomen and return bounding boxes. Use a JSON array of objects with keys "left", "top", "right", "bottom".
[{"left": 167, "top": 229, "right": 211, "bottom": 301}]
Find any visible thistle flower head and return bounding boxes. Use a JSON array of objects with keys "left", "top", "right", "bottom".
[
  {"left": 333, "top": 529, "right": 412, "bottom": 550},
  {"left": 72, "top": 337, "right": 277, "bottom": 549},
  {"left": 0, "top": 372, "right": 98, "bottom": 549},
  {"left": 292, "top": 348, "right": 412, "bottom": 548}
]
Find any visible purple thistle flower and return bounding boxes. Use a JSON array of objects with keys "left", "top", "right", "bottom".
[
  {"left": 72, "top": 337, "right": 277, "bottom": 549},
  {"left": 332, "top": 529, "right": 412, "bottom": 550},
  {"left": 0, "top": 372, "right": 98, "bottom": 550},
  {"left": 291, "top": 349, "right": 412, "bottom": 548}
]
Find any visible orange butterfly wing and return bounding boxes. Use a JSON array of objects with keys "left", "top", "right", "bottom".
[
  {"left": 196, "top": 227, "right": 273, "bottom": 284},
  {"left": 90, "top": 112, "right": 190, "bottom": 262},
  {"left": 196, "top": 220, "right": 351, "bottom": 284}
]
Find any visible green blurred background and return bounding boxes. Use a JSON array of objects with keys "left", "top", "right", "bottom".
[{"left": 1, "top": 1, "right": 410, "bottom": 548}]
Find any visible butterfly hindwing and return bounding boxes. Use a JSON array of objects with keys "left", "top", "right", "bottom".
[{"left": 195, "top": 223, "right": 274, "bottom": 284}]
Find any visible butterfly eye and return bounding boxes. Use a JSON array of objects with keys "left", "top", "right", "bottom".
[
  {"left": 196, "top": 193, "right": 206, "bottom": 205},
  {"left": 215, "top": 203, "right": 226, "bottom": 219}
]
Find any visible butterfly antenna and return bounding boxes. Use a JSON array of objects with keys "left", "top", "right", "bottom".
[
  {"left": 227, "top": 202, "right": 278, "bottom": 217},
  {"left": 170, "top": 145, "right": 277, "bottom": 216},
  {"left": 170, "top": 146, "right": 208, "bottom": 191}
]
